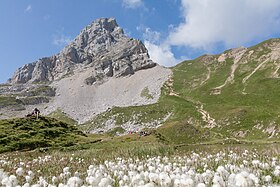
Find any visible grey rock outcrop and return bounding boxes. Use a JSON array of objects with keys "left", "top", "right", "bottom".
[{"left": 9, "top": 18, "right": 155, "bottom": 84}]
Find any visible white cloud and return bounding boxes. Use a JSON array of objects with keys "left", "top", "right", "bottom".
[
  {"left": 53, "top": 34, "right": 72, "bottom": 47},
  {"left": 144, "top": 41, "right": 179, "bottom": 67},
  {"left": 139, "top": 26, "right": 181, "bottom": 67},
  {"left": 122, "top": 0, "right": 143, "bottom": 9},
  {"left": 136, "top": 1, "right": 280, "bottom": 67},
  {"left": 168, "top": 0, "right": 280, "bottom": 50},
  {"left": 24, "top": 5, "right": 32, "bottom": 13},
  {"left": 137, "top": 26, "right": 161, "bottom": 44}
]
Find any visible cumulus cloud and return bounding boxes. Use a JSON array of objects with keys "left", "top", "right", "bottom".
[
  {"left": 144, "top": 41, "right": 179, "bottom": 67},
  {"left": 168, "top": 0, "right": 280, "bottom": 50},
  {"left": 138, "top": 26, "right": 179, "bottom": 67},
  {"left": 53, "top": 34, "right": 72, "bottom": 47},
  {"left": 137, "top": 26, "right": 161, "bottom": 43},
  {"left": 122, "top": 0, "right": 143, "bottom": 9},
  {"left": 24, "top": 5, "right": 32, "bottom": 13},
  {"left": 136, "top": 1, "right": 280, "bottom": 66}
]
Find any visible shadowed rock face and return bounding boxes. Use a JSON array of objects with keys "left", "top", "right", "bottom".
[{"left": 9, "top": 18, "right": 155, "bottom": 84}]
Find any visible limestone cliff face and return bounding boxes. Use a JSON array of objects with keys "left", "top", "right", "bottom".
[{"left": 9, "top": 18, "right": 155, "bottom": 84}]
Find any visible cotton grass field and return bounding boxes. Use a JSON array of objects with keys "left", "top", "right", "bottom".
[
  {"left": 0, "top": 143, "right": 279, "bottom": 187},
  {"left": 1, "top": 114, "right": 280, "bottom": 186}
]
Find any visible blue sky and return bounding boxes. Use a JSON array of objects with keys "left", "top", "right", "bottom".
[{"left": 1, "top": 0, "right": 280, "bottom": 83}]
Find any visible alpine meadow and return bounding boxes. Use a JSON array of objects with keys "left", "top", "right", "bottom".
[{"left": 0, "top": 15, "right": 280, "bottom": 187}]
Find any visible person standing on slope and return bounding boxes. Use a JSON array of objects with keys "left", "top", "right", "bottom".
[{"left": 32, "top": 108, "right": 40, "bottom": 119}]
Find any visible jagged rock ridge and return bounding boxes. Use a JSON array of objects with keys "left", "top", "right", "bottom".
[{"left": 9, "top": 18, "right": 155, "bottom": 84}]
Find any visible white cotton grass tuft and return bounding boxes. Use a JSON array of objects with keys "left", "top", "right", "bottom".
[
  {"left": 22, "top": 182, "right": 30, "bottom": 187},
  {"left": 1, "top": 174, "right": 18, "bottom": 186},
  {"left": 98, "top": 177, "right": 113, "bottom": 187},
  {"left": 25, "top": 175, "right": 32, "bottom": 183},
  {"left": 52, "top": 176, "right": 58, "bottom": 184},
  {"left": 63, "top": 167, "right": 70, "bottom": 174},
  {"left": 197, "top": 183, "right": 206, "bottom": 187},
  {"left": 67, "top": 176, "right": 82, "bottom": 187},
  {"left": 273, "top": 168, "right": 280, "bottom": 177},
  {"left": 38, "top": 176, "right": 48, "bottom": 186},
  {"left": 264, "top": 175, "right": 272, "bottom": 183},
  {"left": 16, "top": 167, "right": 24, "bottom": 176}
]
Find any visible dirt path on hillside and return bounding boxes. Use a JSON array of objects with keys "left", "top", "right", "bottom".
[
  {"left": 242, "top": 58, "right": 270, "bottom": 83},
  {"left": 197, "top": 105, "right": 217, "bottom": 128},
  {"left": 214, "top": 49, "right": 246, "bottom": 90}
]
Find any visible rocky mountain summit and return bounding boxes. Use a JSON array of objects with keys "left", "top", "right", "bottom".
[{"left": 9, "top": 18, "right": 155, "bottom": 84}]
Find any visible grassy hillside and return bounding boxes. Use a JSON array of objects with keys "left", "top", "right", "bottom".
[
  {"left": 48, "top": 108, "right": 78, "bottom": 126},
  {"left": 0, "top": 116, "right": 89, "bottom": 153},
  {"left": 170, "top": 38, "right": 280, "bottom": 142}
]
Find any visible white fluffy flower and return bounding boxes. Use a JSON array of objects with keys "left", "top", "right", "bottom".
[
  {"left": 273, "top": 169, "right": 280, "bottom": 177},
  {"left": 98, "top": 177, "right": 113, "bottom": 187},
  {"left": 252, "top": 160, "right": 260, "bottom": 167},
  {"left": 67, "top": 176, "right": 82, "bottom": 187},
  {"left": 143, "top": 182, "right": 155, "bottom": 187},
  {"left": 264, "top": 175, "right": 272, "bottom": 183},
  {"left": 197, "top": 183, "right": 206, "bottom": 187},
  {"left": 235, "top": 173, "right": 250, "bottom": 187},
  {"left": 63, "top": 167, "right": 70, "bottom": 173},
  {"left": 181, "top": 178, "right": 194, "bottom": 187},
  {"left": 38, "top": 176, "right": 48, "bottom": 186},
  {"left": 248, "top": 173, "right": 259, "bottom": 185},
  {"left": 22, "top": 183, "right": 30, "bottom": 187},
  {"left": 27, "top": 170, "right": 34, "bottom": 178},
  {"left": 16, "top": 167, "right": 24, "bottom": 176},
  {"left": 2, "top": 175, "right": 18, "bottom": 186},
  {"left": 52, "top": 176, "right": 58, "bottom": 184},
  {"left": 213, "top": 174, "right": 225, "bottom": 187}
]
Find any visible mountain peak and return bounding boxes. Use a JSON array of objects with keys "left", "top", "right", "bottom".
[
  {"left": 87, "top": 17, "right": 120, "bottom": 33},
  {"left": 9, "top": 17, "right": 155, "bottom": 84}
]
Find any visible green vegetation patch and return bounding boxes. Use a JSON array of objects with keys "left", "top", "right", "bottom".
[
  {"left": 0, "top": 116, "right": 86, "bottom": 153},
  {"left": 19, "top": 96, "right": 50, "bottom": 105},
  {"left": 140, "top": 87, "right": 153, "bottom": 99},
  {"left": 156, "top": 121, "right": 210, "bottom": 144},
  {"left": 24, "top": 85, "right": 56, "bottom": 97},
  {"left": 82, "top": 102, "right": 172, "bottom": 132},
  {"left": 48, "top": 108, "right": 78, "bottom": 126},
  {"left": 0, "top": 96, "right": 21, "bottom": 108},
  {"left": 106, "top": 126, "right": 125, "bottom": 136}
]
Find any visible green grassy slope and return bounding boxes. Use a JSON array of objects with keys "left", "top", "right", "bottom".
[
  {"left": 48, "top": 109, "right": 78, "bottom": 126},
  {"left": 170, "top": 38, "right": 280, "bottom": 142},
  {"left": 0, "top": 116, "right": 88, "bottom": 153}
]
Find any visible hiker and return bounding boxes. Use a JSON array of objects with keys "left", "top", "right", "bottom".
[{"left": 32, "top": 108, "right": 40, "bottom": 119}]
